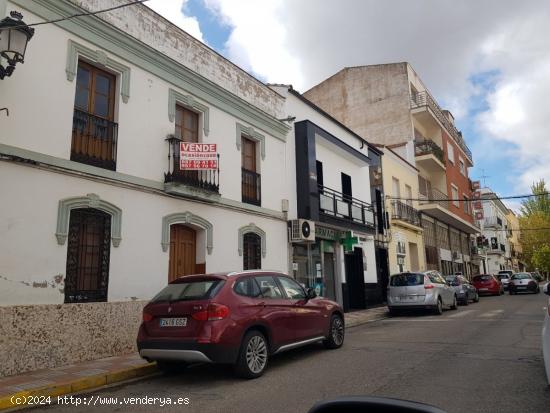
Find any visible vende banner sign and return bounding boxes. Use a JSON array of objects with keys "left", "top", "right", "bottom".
[{"left": 180, "top": 143, "right": 218, "bottom": 170}]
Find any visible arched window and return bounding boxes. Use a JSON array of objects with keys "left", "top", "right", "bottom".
[{"left": 243, "top": 233, "right": 262, "bottom": 270}]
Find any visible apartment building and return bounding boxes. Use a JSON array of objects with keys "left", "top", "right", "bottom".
[
  {"left": 476, "top": 188, "right": 512, "bottom": 273},
  {"left": 506, "top": 210, "right": 525, "bottom": 272},
  {"left": 305, "top": 62, "right": 479, "bottom": 277},
  {"left": 269, "top": 85, "right": 386, "bottom": 310},
  {"left": 0, "top": 0, "right": 292, "bottom": 376}
]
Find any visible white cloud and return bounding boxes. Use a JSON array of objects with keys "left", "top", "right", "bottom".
[{"left": 145, "top": 0, "right": 205, "bottom": 42}]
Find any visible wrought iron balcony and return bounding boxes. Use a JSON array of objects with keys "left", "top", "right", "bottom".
[
  {"left": 414, "top": 139, "right": 445, "bottom": 164},
  {"left": 242, "top": 168, "right": 261, "bottom": 206},
  {"left": 71, "top": 109, "right": 118, "bottom": 171},
  {"left": 410, "top": 91, "right": 472, "bottom": 162},
  {"left": 318, "top": 184, "right": 375, "bottom": 228},
  {"left": 164, "top": 136, "right": 220, "bottom": 194},
  {"left": 391, "top": 200, "right": 422, "bottom": 227},
  {"left": 484, "top": 216, "right": 504, "bottom": 228},
  {"left": 418, "top": 187, "right": 449, "bottom": 209}
]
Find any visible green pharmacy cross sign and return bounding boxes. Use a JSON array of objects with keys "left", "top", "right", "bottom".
[{"left": 340, "top": 231, "right": 358, "bottom": 253}]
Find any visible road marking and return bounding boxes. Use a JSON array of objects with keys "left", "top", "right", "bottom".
[
  {"left": 479, "top": 309, "right": 504, "bottom": 318},
  {"left": 448, "top": 310, "right": 476, "bottom": 318}
]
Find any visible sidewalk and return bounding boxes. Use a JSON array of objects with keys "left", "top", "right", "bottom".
[{"left": 0, "top": 306, "right": 388, "bottom": 411}]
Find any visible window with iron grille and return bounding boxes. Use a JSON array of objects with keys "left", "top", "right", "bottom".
[
  {"left": 65, "top": 208, "right": 111, "bottom": 303},
  {"left": 243, "top": 232, "right": 261, "bottom": 270}
]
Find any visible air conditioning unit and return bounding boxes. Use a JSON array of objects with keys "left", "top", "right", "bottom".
[{"left": 289, "top": 219, "right": 315, "bottom": 242}]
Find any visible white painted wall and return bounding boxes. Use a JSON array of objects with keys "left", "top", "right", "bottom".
[{"left": 0, "top": 163, "right": 288, "bottom": 305}]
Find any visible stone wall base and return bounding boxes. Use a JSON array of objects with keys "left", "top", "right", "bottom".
[{"left": 0, "top": 301, "right": 146, "bottom": 377}]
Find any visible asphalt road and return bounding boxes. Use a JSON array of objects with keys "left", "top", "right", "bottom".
[{"left": 38, "top": 291, "right": 550, "bottom": 413}]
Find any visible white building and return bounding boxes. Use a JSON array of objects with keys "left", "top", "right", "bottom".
[
  {"left": 477, "top": 188, "right": 512, "bottom": 273},
  {"left": 0, "top": 0, "right": 292, "bottom": 376},
  {"left": 270, "top": 85, "right": 386, "bottom": 311}
]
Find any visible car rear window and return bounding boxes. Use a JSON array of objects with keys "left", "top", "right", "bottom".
[
  {"left": 497, "top": 274, "right": 509, "bottom": 280},
  {"left": 511, "top": 273, "right": 531, "bottom": 280},
  {"left": 151, "top": 280, "right": 224, "bottom": 303},
  {"left": 390, "top": 273, "right": 424, "bottom": 287},
  {"left": 473, "top": 275, "right": 492, "bottom": 282}
]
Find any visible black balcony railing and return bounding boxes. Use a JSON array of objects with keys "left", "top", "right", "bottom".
[
  {"left": 484, "top": 216, "right": 503, "bottom": 228},
  {"left": 164, "top": 136, "right": 220, "bottom": 193},
  {"left": 71, "top": 109, "right": 118, "bottom": 171},
  {"left": 242, "top": 168, "right": 261, "bottom": 206},
  {"left": 391, "top": 200, "right": 422, "bottom": 227},
  {"left": 414, "top": 139, "right": 445, "bottom": 164},
  {"left": 418, "top": 187, "right": 449, "bottom": 209},
  {"left": 410, "top": 91, "right": 472, "bottom": 161},
  {"left": 318, "top": 184, "right": 375, "bottom": 227}
]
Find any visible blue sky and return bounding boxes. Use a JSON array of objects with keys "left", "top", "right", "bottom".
[{"left": 148, "top": 0, "right": 550, "bottom": 211}]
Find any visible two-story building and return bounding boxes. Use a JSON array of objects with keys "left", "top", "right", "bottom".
[
  {"left": 304, "top": 62, "right": 479, "bottom": 277},
  {"left": 269, "top": 85, "right": 386, "bottom": 311},
  {"left": 0, "top": 0, "right": 292, "bottom": 376}
]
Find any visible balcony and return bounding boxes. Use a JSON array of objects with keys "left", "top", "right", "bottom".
[
  {"left": 418, "top": 187, "right": 478, "bottom": 234},
  {"left": 242, "top": 168, "right": 261, "bottom": 206},
  {"left": 414, "top": 139, "right": 446, "bottom": 173},
  {"left": 391, "top": 200, "right": 422, "bottom": 228},
  {"left": 483, "top": 216, "right": 504, "bottom": 228},
  {"left": 318, "top": 185, "right": 375, "bottom": 229},
  {"left": 410, "top": 91, "right": 472, "bottom": 163},
  {"left": 164, "top": 136, "right": 220, "bottom": 201},
  {"left": 71, "top": 109, "right": 118, "bottom": 171}
]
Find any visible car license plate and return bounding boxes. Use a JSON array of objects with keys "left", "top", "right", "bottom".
[
  {"left": 517, "top": 286, "right": 526, "bottom": 289},
  {"left": 479, "top": 288, "right": 488, "bottom": 291},
  {"left": 160, "top": 317, "right": 187, "bottom": 327}
]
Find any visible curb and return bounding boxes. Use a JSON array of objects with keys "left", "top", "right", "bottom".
[
  {"left": 0, "top": 364, "right": 158, "bottom": 411},
  {"left": 345, "top": 311, "right": 389, "bottom": 328}
]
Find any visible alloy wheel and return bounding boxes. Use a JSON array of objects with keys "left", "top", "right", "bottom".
[
  {"left": 331, "top": 316, "right": 345, "bottom": 346},
  {"left": 245, "top": 335, "right": 268, "bottom": 374}
]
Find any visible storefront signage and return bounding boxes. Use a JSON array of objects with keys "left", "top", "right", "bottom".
[
  {"left": 315, "top": 225, "right": 341, "bottom": 241},
  {"left": 180, "top": 142, "right": 218, "bottom": 170},
  {"left": 471, "top": 180, "right": 481, "bottom": 190},
  {"left": 341, "top": 230, "right": 359, "bottom": 253}
]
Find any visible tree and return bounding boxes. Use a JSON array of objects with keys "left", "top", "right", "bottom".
[
  {"left": 520, "top": 179, "right": 550, "bottom": 217},
  {"left": 532, "top": 244, "right": 550, "bottom": 274}
]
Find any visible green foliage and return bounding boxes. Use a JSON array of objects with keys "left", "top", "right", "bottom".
[
  {"left": 520, "top": 179, "right": 550, "bottom": 217},
  {"left": 532, "top": 244, "right": 550, "bottom": 273}
]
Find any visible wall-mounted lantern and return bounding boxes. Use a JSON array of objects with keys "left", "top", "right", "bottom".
[{"left": 0, "top": 11, "right": 34, "bottom": 79}]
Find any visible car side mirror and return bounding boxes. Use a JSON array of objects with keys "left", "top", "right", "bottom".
[
  {"left": 308, "top": 396, "right": 447, "bottom": 413},
  {"left": 544, "top": 283, "right": 550, "bottom": 296},
  {"left": 306, "top": 288, "right": 317, "bottom": 300}
]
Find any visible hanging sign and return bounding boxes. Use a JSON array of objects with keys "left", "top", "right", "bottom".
[
  {"left": 475, "top": 211, "right": 484, "bottom": 220},
  {"left": 471, "top": 180, "right": 481, "bottom": 190},
  {"left": 473, "top": 200, "right": 482, "bottom": 210},
  {"left": 340, "top": 231, "right": 359, "bottom": 253},
  {"left": 180, "top": 142, "right": 218, "bottom": 170}
]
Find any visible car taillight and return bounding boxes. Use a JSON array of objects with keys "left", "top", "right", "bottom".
[
  {"left": 192, "top": 303, "right": 230, "bottom": 321},
  {"left": 142, "top": 311, "right": 153, "bottom": 322},
  {"left": 424, "top": 284, "right": 434, "bottom": 289}
]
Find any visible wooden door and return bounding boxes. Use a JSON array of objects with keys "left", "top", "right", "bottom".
[{"left": 168, "top": 225, "right": 196, "bottom": 282}]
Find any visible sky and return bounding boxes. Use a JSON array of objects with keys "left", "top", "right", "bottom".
[{"left": 146, "top": 0, "right": 550, "bottom": 211}]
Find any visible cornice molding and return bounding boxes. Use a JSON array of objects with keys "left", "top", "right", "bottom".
[{"left": 236, "top": 123, "right": 266, "bottom": 160}]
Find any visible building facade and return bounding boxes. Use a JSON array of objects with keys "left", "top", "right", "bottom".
[
  {"left": 0, "top": 0, "right": 292, "bottom": 376},
  {"left": 506, "top": 210, "right": 525, "bottom": 272},
  {"left": 270, "top": 85, "right": 387, "bottom": 311},
  {"left": 304, "top": 62, "right": 479, "bottom": 277},
  {"left": 378, "top": 145, "right": 426, "bottom": 275}
]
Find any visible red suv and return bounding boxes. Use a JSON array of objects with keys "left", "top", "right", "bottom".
[
  {"left": 137, "top": 271, "right": 345, "bottom": 378},
  {"left": 472, "top": 274, "right": 504, "bottom": 296}
]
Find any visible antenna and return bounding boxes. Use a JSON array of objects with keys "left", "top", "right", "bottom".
[{"left": 479, "top": 169, "right": 490, "bottom": 187}]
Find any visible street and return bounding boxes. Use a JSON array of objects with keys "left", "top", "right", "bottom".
[{"left": 35, "top": 292, "right": 550, "bottom": 413}]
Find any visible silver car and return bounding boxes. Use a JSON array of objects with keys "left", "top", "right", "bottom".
[
  {"left": 543, "top": 283, "right": 550, "bottom": 385},
  {"left": 387, "top": 271, "right": 458, "bottom": 315},
  {"left": 445, "top": 275, "right": 479, "bottom": 305}
]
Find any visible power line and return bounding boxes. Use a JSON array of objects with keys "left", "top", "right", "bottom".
[
  {"left": 388, "top": 192, "right": 550, "bottom": 203},
  {"left": 7, "top": 0, "right": 150, "bottom": 28}
]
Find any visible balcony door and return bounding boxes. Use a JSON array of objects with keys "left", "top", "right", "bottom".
[
  {"left": 241, "top": 136, "right": 261, "bottom": 205},
  {"left": 168, "top": 225, "right": 197, "bottom": 282},
  {"left": 72, "top": 61, "right": 117, "bottom": 170},
  {"left": 174, "top": 105, "right": 199, "bottom": 183}
]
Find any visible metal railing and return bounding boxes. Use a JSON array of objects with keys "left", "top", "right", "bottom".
[
  {"left": 418, "top": 187, "right": 449, "bottom": 209},
  {"left": 483, "top": 216, "right": 503, "bottom": 228},
  {"left": 318, "top": 184, "right": 375, "bottom": 227},
  {"left": 164, "top": 136, "right": 220, "bottom": 193},
  {"left": 391, "top": 200, "right": 422, "bottom": 227},
  {"left": 242, "top": 168, "right": 261, "bottom": 206},
  {"left": 71, "top": 109, "right": 118, "bottom": 171},
  {"left": 414, "top": 139, "right": 445, "bottom": 164},
  {"left": 410, "top": 91, "right": 472, "bottom": 161}
]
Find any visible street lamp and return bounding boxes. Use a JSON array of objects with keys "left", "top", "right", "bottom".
[{"left": 0, "top": 11, "right": 34, "bottom": 79}]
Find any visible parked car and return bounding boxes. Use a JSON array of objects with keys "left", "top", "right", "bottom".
[
  {"left": 509, "top": 272, "right": 540, "bottom": 294},
  {"left": 137, "top": 271, "right": 345, "bottom": 379},
  {"left": 542, "top": 283, "right": 550, "bottom": 385},
  {"left": 445, "top": 275, "right": 479, "bottom": 305},
  {"left": 387, "top": 271, "right": 457, "bottom": 316},
  {"left": 472, "top": 274, "right": 503, "bottom": 296},
  {"left": 497, "top": 270, "right": 513, "bottom": 290},
  {"left": 531, "top": 272, "right": 543, "bottom": 282}
]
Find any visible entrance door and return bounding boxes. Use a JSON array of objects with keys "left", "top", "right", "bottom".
[
  {"left": 376, "top": 247, "right": 390, "bottom": 303},
  {"left": 344, "top": 247, "right": 366, "bottom": 310},
  {"left": 323, "top": 252, "right": 336, "bottom": 301},
  {"left": 169, "top": 225, "right": 196, "bottom": 282}
]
